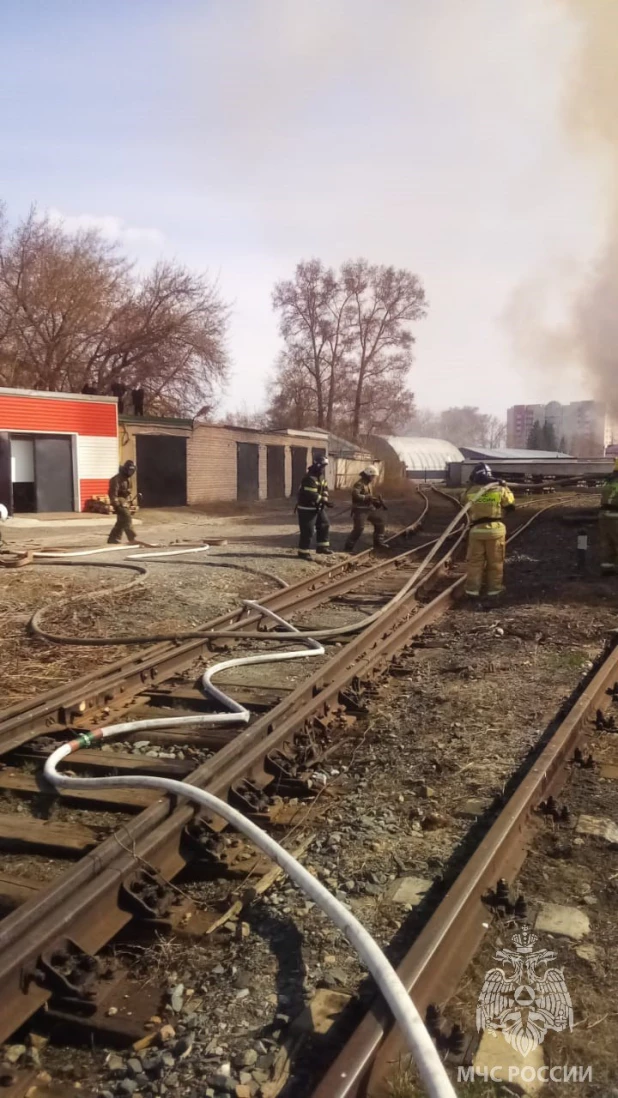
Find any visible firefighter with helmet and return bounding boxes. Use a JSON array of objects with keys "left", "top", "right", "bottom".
[
  {"left": 463, "top": 463, "right": 515, "bottom": 597},
  {"left": 344, "top": 465, "right": 387, "bottom": 553},
  {"left": 599, "top": 457, "right": 618, "bottom": 574},
  {"left": 108, "top": 460, "right": 138, "bottom": 544},
  {"left": 296, "top": 455, "right": 333, "bottom": 560}
]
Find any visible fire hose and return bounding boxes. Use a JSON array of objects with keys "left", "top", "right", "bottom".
[
  {"left": 29, "top": 496, "right": 472, "bottom": 646},
  {"left": 44, "top": 601, "right": 457, "bottom": 1098}
]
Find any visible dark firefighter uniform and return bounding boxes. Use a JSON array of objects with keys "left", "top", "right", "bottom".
[
  {"left": 463, "top": 468, "right": 515, "bottom": 596},
  {"left": 108, "top": 461, "right": 137, "bottom": 544},
  {"left": 599, "top": 459, "right": 618, "bottom": 573},
  {"left": 297, "top": 460, "right": 332, "bottom": 559},
  {"left": 344, "top": 466, "right": 386, "bottom": 552}
]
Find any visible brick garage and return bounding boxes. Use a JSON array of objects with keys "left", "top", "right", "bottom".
[
  {"left": 119, "top": 419, "right": 328, "bottom": 506},
  {"left": 188, "top": 425, "right": 327, "bottom": 505}
]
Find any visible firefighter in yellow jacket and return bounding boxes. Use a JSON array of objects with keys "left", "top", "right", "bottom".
[
  {"left": 463, "top": 463, "right": 515, "bottom": 597},
  {"left": 599, "top": 458, "right": 618, "bottom": 574}
]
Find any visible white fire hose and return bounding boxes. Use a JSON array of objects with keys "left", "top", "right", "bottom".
[{"left": 44, "top": 601, "right": 457, "bottom": 1098}]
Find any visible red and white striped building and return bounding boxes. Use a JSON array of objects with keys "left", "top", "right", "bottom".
[{"left": 0, "top": 388, "right": 119, "bottom": 513}]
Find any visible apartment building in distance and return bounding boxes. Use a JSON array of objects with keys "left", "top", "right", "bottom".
[{"left": 507, "top": 400, "right": 618, "bottom": 456}]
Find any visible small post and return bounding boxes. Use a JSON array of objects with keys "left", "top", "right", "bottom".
[{"left": 577, "top": 528, "right": 588, "bottom": 573}]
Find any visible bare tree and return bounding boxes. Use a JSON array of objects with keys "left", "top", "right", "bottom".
[
  {"left": 0, "top": 205, "right": 229, "bottom": 414},
  {"left": 483, "top": 414, "right": 506, "bottom": 448},
  {"left": 271, "top": 260, "right": 351, "bottom": 429},
  {"left": 341, "top": 260, "right": 427, "bottom": 439},
  {"left": 218, "top": 402, "right": 268, "bottom": 429},
  {"left": 403, "top": 406, "right": 506, "bottom": 448},
  {"left": 270, "top": 257, "right": 426, "bottom": 439},
  {"left": 403, "top": 408, "right": 442, "bottom": 437},
  {"left": 266, "top": 353, "right": 321, "bottom": 429}
]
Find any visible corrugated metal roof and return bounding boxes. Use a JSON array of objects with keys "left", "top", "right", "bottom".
[
  {"left": 383, "top": 436, "right": 464, "bottom": 471},
  {"left": 460, "top": 446, "right": 573, "bottom": 460}
]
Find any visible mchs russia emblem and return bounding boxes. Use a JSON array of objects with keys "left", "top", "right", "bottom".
[{"left": 476, "top": 925, "right": 573, "bottom": 1057}]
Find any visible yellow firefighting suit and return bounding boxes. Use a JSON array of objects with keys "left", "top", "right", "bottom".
[
  {"left": 463, "top": 483, "right": 515, "bottom": 596},
  {"left": 599, "top": 471, "right": 618, "bottom": 573}
]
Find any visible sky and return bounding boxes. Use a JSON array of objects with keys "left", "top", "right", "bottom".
[{"left": 0, "top": 0, "right": 607, "bottom": 419}]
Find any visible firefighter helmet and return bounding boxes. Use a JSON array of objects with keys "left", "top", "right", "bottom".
[{"left": 470, "top": 463, "right": 493, "bottom": 485}]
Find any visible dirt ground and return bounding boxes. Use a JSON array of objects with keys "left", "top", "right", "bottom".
[
  {"left": 3, "top": 496, "right": 617, "bottom": 1097},
  {"left": 0, "top": 494, "right": 420, "bottom": 707}
]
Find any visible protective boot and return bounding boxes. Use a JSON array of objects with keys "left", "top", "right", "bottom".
[
  {"left": 316, "top": 547, "right": 334, "bottom": 555},
  {"left": 297, "top": 549, "right": 312, "bottom": 560}
]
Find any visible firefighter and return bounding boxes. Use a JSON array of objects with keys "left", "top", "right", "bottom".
[
  {"left": 599, "top": 458, "right": 618, "bottom": 574},
  {"left": 344, "top": 466, "right": 387, "bottom": 553},
  {"left": 463, "top": 463, "right": 515, "bottom": 597},
  {"left": 108, "top": 460, "right": 138, "bottom": 544},
  {"left": 297, "top": 455, "right": 333, "bottom": 560}
]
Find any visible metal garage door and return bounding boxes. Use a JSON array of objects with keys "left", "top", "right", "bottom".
[
  {"left": 291, "top": 446, "right": 308, "bottom": 495},
  {"left": 135, "top": 435, "right": 187, "bottom": 507},
  {"left": 237, "top": 442, "right": 259, "bottom": 501},
  {"left": 34, "top": 436, "right": 74, "bottom": 511},
  {"left": 266, "top": 446, "right": 285, "bottom": 498}
]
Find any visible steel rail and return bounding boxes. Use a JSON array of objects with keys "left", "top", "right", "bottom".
[
  {"left": 0, "top": 495, "right": 465, "bottom": 1041},
  {"left": 311, "top": 503, "right": 608, "bottom": 1098},
  {"left": 0, "top": 494, "right": 556, "bottom": 1043},
  {"left": 0, "top": 494, "right": 435, "bottom": 750}
]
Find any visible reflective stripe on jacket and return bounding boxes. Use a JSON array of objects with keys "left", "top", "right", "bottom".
[
  {"left": 462, "top": 483, "right": 514, "bottom": 534},
  {"left": 297, "top": 474, "right": 329, "bottom": 510}
]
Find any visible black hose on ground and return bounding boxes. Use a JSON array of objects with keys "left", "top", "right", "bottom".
[
  {"left": 26, "top": 500, "right": 434, "bottom": 648},
  {"left": 27, "top": 558, "right": 289, "bottom": 647},
  {"left": 28, "top": 516, "right": 469, "bottom": 648},
  {"left": 25, "top": 492, "right": 583, "bottom": 649}
]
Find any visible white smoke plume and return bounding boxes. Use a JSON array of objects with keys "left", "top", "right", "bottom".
[{"left": 505, "top": 0, "right": 618, "bottom": 414}]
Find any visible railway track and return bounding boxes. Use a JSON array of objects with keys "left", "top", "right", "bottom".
[
  {"left": 0, "top": 490, "right": 463, "bottom": 1040},
  {"left": 311, "top": 626, "right": 618, "bottom": 1097},
  {"left": 0, "top": 488, "right": 599, "bottom": 1096}
]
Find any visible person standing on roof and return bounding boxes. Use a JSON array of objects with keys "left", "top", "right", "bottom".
[
  {"left": 344, "top": 466, "right": 387, "bottom": 553},
  {"left": 463, "top": 463, "right": 515, "bottom": 597},
  {"left": 296, "top": 455, "right": 333, "bottom": 560},
  {"left": 108, "top": 460, "right": 138, "bottom": 544},
  {"left": 599, "top": 458, "right": 618, "bottom": 574}
]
